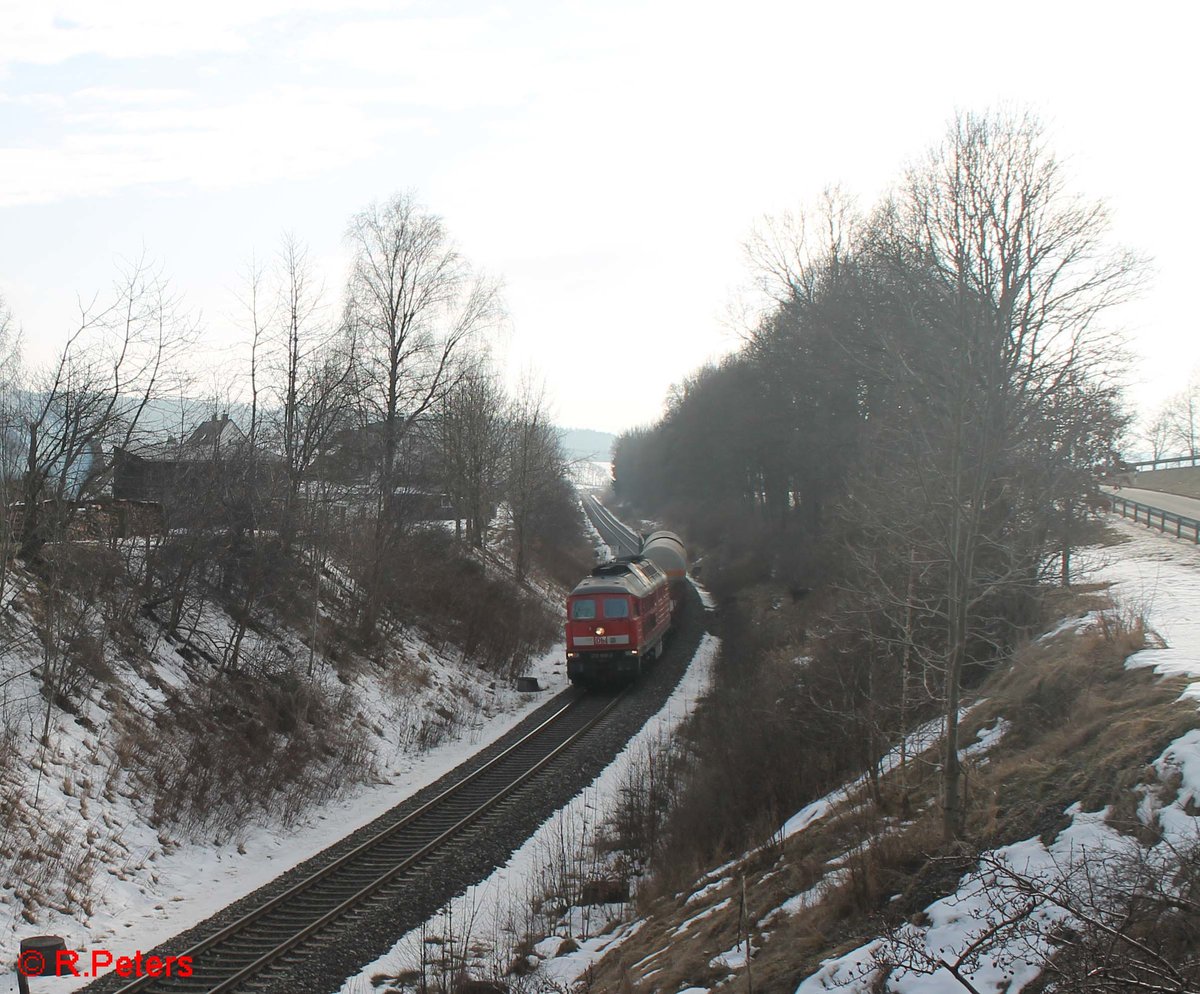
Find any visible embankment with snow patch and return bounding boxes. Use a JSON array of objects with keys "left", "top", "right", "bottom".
[{"left": 571, "top": 521, "right": 1200, "bottom": 994}]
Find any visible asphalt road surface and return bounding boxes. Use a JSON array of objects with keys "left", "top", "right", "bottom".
[{"left": 1102, "top": 486, "right": 1200, "bottom": 520}]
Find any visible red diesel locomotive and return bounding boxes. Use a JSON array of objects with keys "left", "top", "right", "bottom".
[{"left": 565, "top": 556, "right": 672, "bottom": 685}]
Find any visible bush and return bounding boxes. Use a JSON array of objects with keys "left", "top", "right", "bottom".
[
  {"left": 637, "top": 584, "right": 897, "bottom": 899},
  {"left": 116, "top": 657, "right": 373, "bottom": 836},
  {"left": 374, "top": 528, "right": 560, "bottom": 677}
]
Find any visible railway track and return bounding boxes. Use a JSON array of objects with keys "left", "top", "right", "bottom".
[
  {"left": 584, "top": 495, "right": 642, "bottom": 557},
  {"left": 107, "top": 689, "right": 625, "bottom": 994}
]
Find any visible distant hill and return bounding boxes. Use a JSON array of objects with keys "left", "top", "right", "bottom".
[
  {"left": 558, "top": 428, "right": 615, "bottom": 463},
  {"left": 8, "top": 390, "right": 620, "bottom": 470},
  {"left": 131, "top": 406, "right": 618, "bottom": 465}
]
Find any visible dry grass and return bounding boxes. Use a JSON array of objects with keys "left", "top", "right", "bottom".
[
  {"left": 113, "top": 661, "right": 375, "bottom": 837},
  {"left": 964, "top": 602, "right": 1194, "bottom": 846},
  {"left": 581, "top": 588, "right": 1200, "bottom": 994}
]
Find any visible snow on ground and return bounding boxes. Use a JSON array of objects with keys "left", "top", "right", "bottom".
[
  {"left": 762, "top": 869, "right": 850, "bottom": 926},
  {"left": 710, "top": 936, "right": 755, "bottom": 971},
  {"left": 1141, "top": 728, "right": 1200, "bottom": 845},
  {"left": 787, "top": 517, "right": 1200, "bottom": 993},
  {"left": 0, "top": 595, "right": 569, "bottom": 994},
  {"left": 1086, "top": 517, "right": 1200, "bottom": 697},
  {"left": 685, "top": 875, "right": 732, "bottom": 907},
  {"left": 780, "top": 705, "right": 980, "bottom": 841},
  {"left": 690, "top": 576, "right": 717, "bottom": 611},
  {"left": 796, "top": 806, "right": 1119, "bottom": 994},
  {"left": 961, "top": 718, "right": 1011, "bottom": 761},
  {"left": 333, "top": 631, "right": 723, "bottom": 994},
  {"left": 1034, "top": 609, "right": 1104, "bottom": 643},
  {"left": 674, "top": 897, "right": 733, "bottom": 936}
]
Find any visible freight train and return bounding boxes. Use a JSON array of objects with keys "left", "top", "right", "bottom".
[{"left": 565, "top": 530, "right": 687, "bottom": 685}]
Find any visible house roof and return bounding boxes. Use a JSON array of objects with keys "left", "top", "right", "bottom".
[{"left": 122, "top": 415, "right": 250, "bottom": 463}]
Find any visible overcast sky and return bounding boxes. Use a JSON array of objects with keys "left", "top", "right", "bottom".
[{"left": 1, "top": 0, "right": 1196, "bottom": 435}]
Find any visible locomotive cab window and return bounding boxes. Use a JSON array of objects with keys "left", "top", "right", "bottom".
[
  {"left": 603, "top": 598, "right": 630, "bottom": 619},
  {"left": 571, "top": 599, "right": 597, "bottom": 620}
]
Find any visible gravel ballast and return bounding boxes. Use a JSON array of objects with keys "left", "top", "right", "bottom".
[{"left": 81, "top": 582, "right": 709, "bottom": 994}]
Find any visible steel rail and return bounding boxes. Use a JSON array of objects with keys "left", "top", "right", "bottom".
[
  {"left": 584, "top": 496, "right": 640, "bottom": 556},
  {"left": 593, "top": 512, "right": 630, "bottom": 552},
  {"left": 109, "top": 689, "right": 625, "bottom": 994}
]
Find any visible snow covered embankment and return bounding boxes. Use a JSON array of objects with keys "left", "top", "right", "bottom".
[
  {"left": 337, "top": 578, "right": 721, "bottom": 994},
  {"left": 0, "top": 554, "right": 569, "bottom": 994},
  {"left": 798, "top": 520, "right": 1200, "bottom": 994},
  {"left": 568, "top": 520, "right": 1200, "bottom": 994}
]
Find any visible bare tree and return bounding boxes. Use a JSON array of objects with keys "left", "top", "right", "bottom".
[
  {"left": 1164, "top": 376, "right": 1200, "bottom": 460},
  {"left": 438, "top": 367, "right": 508, "bottom": 548},
  {"left": 232, "top": 252, "right": 272, "bottom": 452},
  {"left": 345, "top": 192, "right": 500, "bottom": 633},
  {"left": 745, "top": 185, "right": 861, "bottom": 309},
  {"left": 13, "top": 256, "right": 195, "bottom": 557},
  {"left": 1143, "top": 405, "right": 1175, "bottom": 462},
  {"left": 267, "top": 234, "right": 356, "bottom": 539},
  {"left": 507, "top": 377, "right": 566, "bottom": 584},
  {"left": 864, "top": 109, "right": 1144, "bottom": 841},
  {"left": 0, "top": 296, "right": 22, "bottom": 602},
  {"left": 2, "top": 264, "right": 193, "bottom": 786},
  {"left": 870, "top": 836, "right": 1200, "bottom": 994}
]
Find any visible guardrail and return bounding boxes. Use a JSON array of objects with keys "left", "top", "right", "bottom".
[
  {"left": 1126, "top": 454, "right": 1200, "bottom": 471},
  {"left": 1108, "top": 494, "right": 1200, "bottom": 543}
]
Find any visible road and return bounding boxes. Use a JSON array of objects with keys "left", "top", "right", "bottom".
[{"left": 1101, "top": 486, "right": 1200, "bottom": 521}]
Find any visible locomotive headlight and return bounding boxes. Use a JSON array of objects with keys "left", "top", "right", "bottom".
[{"left": 595, "top": 627, "right": 605, "bottom": 636}]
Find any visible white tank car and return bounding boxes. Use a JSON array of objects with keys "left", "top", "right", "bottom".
[{"left": 640, "top": 530, "right": 687, "bottom": 588}]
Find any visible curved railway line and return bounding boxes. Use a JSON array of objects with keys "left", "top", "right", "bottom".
[
  {"left": 104, "top": 690, "right": 623, "bottom": 994},
  {"left": 583, "top": 495, "right": 642, "bottom": 557},
  {"left": 73, "top": 498, "right": 706, "bottom": 994}
]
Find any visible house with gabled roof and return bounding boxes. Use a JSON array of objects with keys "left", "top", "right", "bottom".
[{"left": 113, "top": 415, "right": 266, "bottom": 505}]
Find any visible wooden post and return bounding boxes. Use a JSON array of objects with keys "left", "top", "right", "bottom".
[{"left": 17, "top": 936, "right": 67, "bottom": 994}]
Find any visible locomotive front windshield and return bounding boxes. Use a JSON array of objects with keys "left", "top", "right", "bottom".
[
  {"left": 571, "top": 599, "right": 597, "bottom": 620},
  {"left": 602, "top": 598, "right": 630, "bottom": 618}
]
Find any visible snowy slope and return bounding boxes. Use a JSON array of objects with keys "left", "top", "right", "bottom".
[
  {"left": 790, "top": 518, "right": 1200, "bottom": 993},
  {"left": 512, "top": 520, "right": 1200, "bottom": 994},
  {"left": 0, "top": 558, "right": 570, "bottom": 994},
  {"left": 334, "top": 581, "right": 722, "bottom": 993},
  {"left": 1093, "top": 520, "right": 1200, "bottom": 697}
]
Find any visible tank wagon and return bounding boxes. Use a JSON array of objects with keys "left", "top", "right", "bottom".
[
  {"left": 640, "top": 530, "right": 687, "bottom": 594},
  {"left": 565, "top": 556, "right": 672, "bottom": 685}
]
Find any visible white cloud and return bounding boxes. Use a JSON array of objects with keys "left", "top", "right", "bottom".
[
  {"left": 286, "top": 13, "right": 565, "bottom": 111},
  {"left": 0, "top": 0, "right": 396, "bottom": 66},
  {"left": 72, "top": 86, "right": 193, "bottom": 105},
  {"left": 0, "top": 86, "right": 420, "bottom": 206},
  {"left": 0, "top": 0, "right": 1197, "bottom": 430}
]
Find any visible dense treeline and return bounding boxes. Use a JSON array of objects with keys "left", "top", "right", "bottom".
[{"left": 616, "top": 111, "right": 1140, "bottom": 843}]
